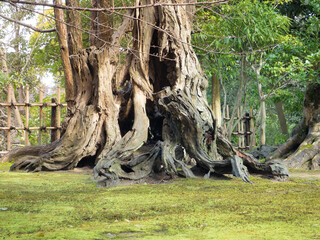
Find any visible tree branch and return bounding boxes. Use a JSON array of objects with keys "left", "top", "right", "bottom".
[
  {"left": 21, "top": 31, "right": 40, "bottom": 74},
  {"left": 0, "top": 13, "right": 56, "bottom": 33},
  {"left": 1, "top": 0, "right": 232, "bottom": 12}
]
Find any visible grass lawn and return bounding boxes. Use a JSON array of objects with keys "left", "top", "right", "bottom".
[{"left": 0, "top": 162, "right": 320, "bottom": 240}]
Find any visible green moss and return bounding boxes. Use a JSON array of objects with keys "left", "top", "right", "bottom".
[
  {"left": 0, "top": 161, "right": 12, "bottom": 171},
  {"left": 0, "top": 164, "right": 320, "bottom": 239},
  {"left": 298, "top": 144, "right": 313, "bottom": 151},
  {"left": 259, "top": 158, "right": 266, "bottom": 163}
]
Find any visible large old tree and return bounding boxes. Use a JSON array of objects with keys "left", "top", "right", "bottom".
[{"left": 0, "top": 0, "right": 288, "bottom": 185}]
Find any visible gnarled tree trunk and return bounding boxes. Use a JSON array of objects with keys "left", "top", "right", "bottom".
[
  {"left": 1, "top": 0, "right": 288, "bottom": 185},
  {"left": 268, "top": 82, "right": 320, "bottom": 169}
]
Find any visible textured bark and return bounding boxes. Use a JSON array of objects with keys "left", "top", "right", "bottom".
[
  {"left": 66, "top": 0, "right": 83, "bottom": 55},
  {"left": 1, "top": 0, "right": 288, "bottom": 184},
  {"left": 4, "top": 47, "right": 121, "bottom": 169},
  {"left": 0, "top": 49, "right": 23, "bottom": 128},
  {"left": 268, "top": 83, "right": 320, "bottom": 169},
  {"left": 0, "top": 48, "right": 8, "bottom": 74},
  {"left": 9, "top": 86, "right": 23, "bottom": 128},
  {"left": 97, "top": 0, "right": 113, "bottom": 47},
  {"left": 90, "top": 0, "right": 98, "bottom": 47},
  {"left": 274, "top": 100, "right": 289, "bottom": 137},
  {"left": 54, "top": 0, "right": 74, "bottom": 107},
  {"left": 258, "top": 83, "right": 266, "bottom": 145},
  {"left": 212, "top": 74, "right": 222, "bottom": 128}
]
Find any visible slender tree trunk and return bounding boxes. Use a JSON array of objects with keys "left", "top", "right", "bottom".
[
  {"left": 0, "top": 49, "right": 23, "bottom": 127},
  {"left": 9, "top": 86, "right": 23, "bottom": 128},
  {"left": 97, "top": 0, "right": 114, "bottom": 47},
  {"left": 249, "top": 105, "right": 261, "bottom": 148},
  {"left": 13, "top": 7, "right": 20, "bottom": 62},
  {"left": 0, "top": 48, "right": 8, "bottom": 74},
  {"left": 90, "top": 0, "right": 98, "bottom": 47},
  {"left": 18, "top": 85, "right": 24, "bottom": 103},
  {"left": 258, "top": 83, "right": 266, "bottom": 145},
  {"left": 212, "top": 73, "right": 222, "bottom": 128},
  {"left": 214, "top": 56, "right": 226, "bottom": 130},
  {"left": 247, "top": 53, "right": 266, "bottom": 146},
  {"left": 274, "top": 100, "right": 289, "bottom": 137},
  {"left": 2, "top": 15, "right": 24, "bottom": 129},
  {"left": 66, "top": 0, "right": 83, "bottom": 55},
  {"left": 226, "top": 55, "right": 246, "bottom": 139},
  {"left": 54, "top": 0, "right": 74, "bottom": 108}
]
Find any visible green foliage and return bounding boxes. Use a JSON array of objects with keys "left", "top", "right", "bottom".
[
  {"left": 193, "top": 0, "right": 290, "bottom": 54},
  {"left": 265, "top": 109, "right": 289, "bottom": 146},
  {"left": 193, "top": 0, "right": 320, "bottom": 147},
  {"left": 0, "top": 167, "right": 320, "bottom": 239},
  {"left": 29, "top": 10, "right": 64, "bottom": 86}
]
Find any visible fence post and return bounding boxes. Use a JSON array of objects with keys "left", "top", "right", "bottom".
[
  {"left": 25, "top": 85, "right": 30, "bottom": 146},
  {"left": 237, "top": 107, "right": 241, "bottom": 148},
  {"left": 241, "top": 116, "right": 244, "bottom": 149},
  {"left": 244, "top": 112, "right": 250, "bottom": 149},
  {"left": 240, "top": 106, "right": 244, "bottom": 149},
  {"left": 51, "top": 98, "right": 57, "bottom": 143},
  {"left": 250, "top": 108, "right": 256, "bottom": 148},
  {"left": 57, "top": 86, "right": 61, "bottom": 139},
  {"left": 39, "top": 86, "right": 43, "bottom": 145},
  {"left": 226, "top": 104, "right": 230, "bottom": 120},
  {"left": 7, "top": 85, "right": 12, "bottom": 151}
]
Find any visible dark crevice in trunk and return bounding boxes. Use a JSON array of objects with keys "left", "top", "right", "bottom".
[
  {"left": 147, "top": 100, "right": 164, "bottom": 143},
  {"left": 77, "top": 155, "right": 96, "bottom": 168},
  {"left": 118, "top": 106, "right": 134, "bottom": 137},
  {"left": 121, "top": 164, "right": 134, "bottom": 173}
]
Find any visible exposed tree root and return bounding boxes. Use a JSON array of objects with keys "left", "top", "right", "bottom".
[
  {"left": 3, "top": 47, "right": 122, "bottom": 172},
  {"left": 274, "top": 121, "right": 320, "bottom": 170},
  {"left": 7, "top": 106, "right": 109, "bottom": 171},
  {"left": 268, "top": 83, "right": 320, "bottom": 170},
  {"left": 93, "top": 89, "right": 289, "bottom": 186}
]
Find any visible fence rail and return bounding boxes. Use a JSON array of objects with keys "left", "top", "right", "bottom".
[
  {"left": 1, "top": 85, "right": 255, "bottom": 155},
  {"left": 223, "top": 105, "right": 255, "bottom": 151},
  {"left": 0, "top": 85, "right": 66, "bottom": 154}
]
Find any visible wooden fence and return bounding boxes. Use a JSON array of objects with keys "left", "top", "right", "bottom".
[
  {"left": 0, "top": 85, "right": 255, "bottom": 154},
  {"left": 0, "top": 85, "right": 67, "bottom": 154},
  {"left": 223, "top": 105, "right": 255, "bottom": 151}
]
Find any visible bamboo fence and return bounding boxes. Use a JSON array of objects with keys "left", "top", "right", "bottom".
[
  {"left": 0, "top": 85, "right": 254, "bottom": 154},
  {"left": 0, "top": 85, "right": 67, "bottom": 154},
  {"left": 223, "top": 104, "right": 255, "bottom": 150}
]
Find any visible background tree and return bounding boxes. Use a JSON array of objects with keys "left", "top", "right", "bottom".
[
  {"left": 267, "top": 0, "right": 320, "bottom": 169},
  {"left": 0, "top": 2, "right": 49, "bottom": 147},
  {"left": 193, "top": 0, "right": 290, "bottom": 146}
]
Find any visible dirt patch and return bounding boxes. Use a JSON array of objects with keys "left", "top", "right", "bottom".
[
  {"left": 56, "top": 167, "right": 175, "bottom": 185},
  {"left": 56, "top": 166, "right": 94, "bottom": 175},
  {"left": 289, "top": 172, "right": 320, "bottom": 179}
]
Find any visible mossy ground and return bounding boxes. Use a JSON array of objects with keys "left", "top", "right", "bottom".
[{"left": 0, "top": 163, "right": 320, "bottom": 240}]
